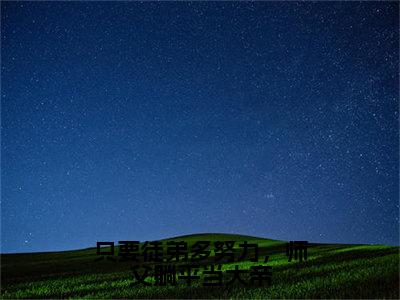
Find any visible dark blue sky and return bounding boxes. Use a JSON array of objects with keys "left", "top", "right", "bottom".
[{"left": 2, "top": 1, "right": 399, "bottom": 253}]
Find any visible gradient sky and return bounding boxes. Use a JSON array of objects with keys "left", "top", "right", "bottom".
[{"left": 1, "top": 1, "right": 399, "bottom": 253}]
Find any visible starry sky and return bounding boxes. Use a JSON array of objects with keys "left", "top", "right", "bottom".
[{"left": 1, "top": 1, "right": 399, "bottom": 253}]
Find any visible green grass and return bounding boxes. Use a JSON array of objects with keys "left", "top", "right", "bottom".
[{"left": 1, "top": 233, "right": 399, "bottom": 299}]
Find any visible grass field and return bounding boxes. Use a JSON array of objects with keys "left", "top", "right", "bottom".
[{"left": 1, "top": 233, "right": 399, "bottom": 299}]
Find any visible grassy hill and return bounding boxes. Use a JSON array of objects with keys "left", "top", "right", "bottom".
[{"left": 1, "top": 233, "right": 399, "bottom": 299}]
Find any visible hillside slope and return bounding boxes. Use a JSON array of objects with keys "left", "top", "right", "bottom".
[{"left": 1, "top": 233, "right": 399, "bottom": 299}]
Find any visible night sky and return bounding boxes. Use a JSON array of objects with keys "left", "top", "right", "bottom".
[{"left": 2, "top": 2, "right": 399, "bottom": 253}]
